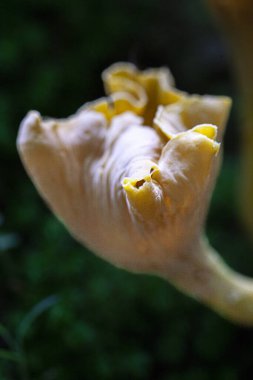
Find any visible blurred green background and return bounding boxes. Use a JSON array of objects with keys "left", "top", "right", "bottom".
[{"left": 1, "top": 0, "right": 253, "bottom": 379}]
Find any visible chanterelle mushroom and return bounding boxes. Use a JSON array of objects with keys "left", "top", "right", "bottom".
[{"left": 17, "top": 62, "right": 253, "bottom": 325}]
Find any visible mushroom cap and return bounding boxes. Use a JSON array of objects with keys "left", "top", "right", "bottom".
[{"left": 17, "top": 63, "right": 231, "bottom": 275}]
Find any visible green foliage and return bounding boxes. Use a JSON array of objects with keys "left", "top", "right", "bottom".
[{"left": 1, "top": 0, "right": 252, "bottom": 379}]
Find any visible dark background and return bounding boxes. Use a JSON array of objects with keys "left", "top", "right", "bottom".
[{"left": 1, "top": 0, "right": 253, "bottom": 379}]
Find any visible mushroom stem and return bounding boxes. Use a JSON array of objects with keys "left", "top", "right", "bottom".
[
  {"left": 160, "top": 238, "right": 253, "bottom": 325},
  {"left": 207, "top": 0, "right": 253, "bottom": 237}
]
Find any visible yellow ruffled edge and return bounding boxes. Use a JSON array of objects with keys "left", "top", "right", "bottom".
[
  {"left": 82, "top": 62, "right": 183, "bottom": 123},
  {"left": 78, "top": 62, "right": 231, "bottom": 144},
  {"left": 122, "top": 124, "right": 219, "bottom": 192},
  {"left": 154, "top": 95, "right": 232, "bottom": 141},
  {"left": 120, "top": 124, "right": 220, "bottom": 220}
]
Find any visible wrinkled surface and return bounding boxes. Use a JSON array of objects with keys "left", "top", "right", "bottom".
[{"left": 17, "top": 63, "right": 231, "bottom": 275}]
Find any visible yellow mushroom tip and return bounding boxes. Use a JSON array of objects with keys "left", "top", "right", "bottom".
[
  {"left": 191, "top": 124, "right": 220, "bottom": 155},
  {"left": 122, "top": 178, "right": 139, "bottom": 192},
  {"left": 122, "top": 176, "right": 150, "bottom": 193},
  {"left": 122, "top": 165, "right": 160, "bottom": 195},
  {"left": 192, "top": 124, "right": 218, "bottom": 140}
]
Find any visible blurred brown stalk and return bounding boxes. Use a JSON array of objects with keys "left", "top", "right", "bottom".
[{"left": 207, "top": 0, "right": 253, "bottom": 237}]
